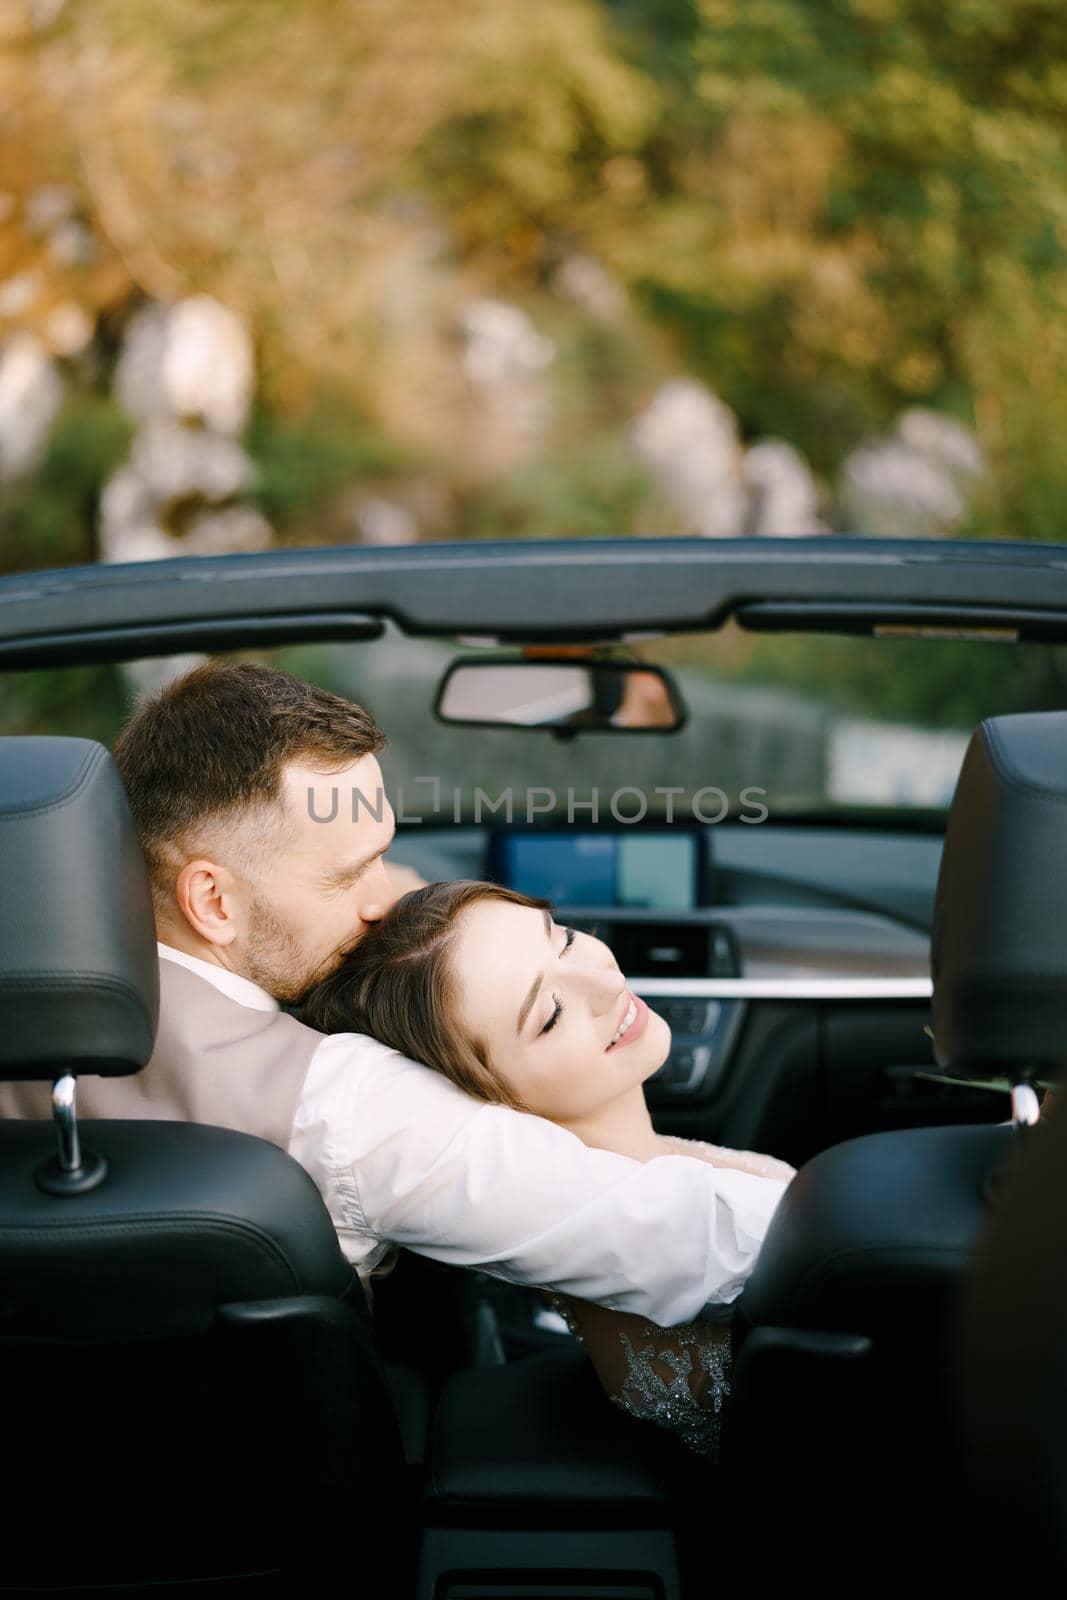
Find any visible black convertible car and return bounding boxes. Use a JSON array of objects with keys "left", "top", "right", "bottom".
[{"left": 1, "top": 534, "right": 1064, "bottom": 1595}]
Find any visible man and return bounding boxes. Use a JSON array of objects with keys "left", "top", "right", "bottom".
[{"left": 8, "top": 660, "right": 791, "bottom": 1324}]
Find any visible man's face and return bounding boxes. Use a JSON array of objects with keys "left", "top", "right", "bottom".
[{"left": 237, "top": 753, "right": 397, "bottom": 1002}]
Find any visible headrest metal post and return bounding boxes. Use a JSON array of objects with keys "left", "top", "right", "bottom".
[
  {"left": 34, "top": 1072, "right": 107, "bottom": 1197},
  {"left": 52, "top": 1073, "right": 81, "bottom": 1173},
  {"left": 1010, "top": 1081, "right": 1041, "bottom": 1129}
]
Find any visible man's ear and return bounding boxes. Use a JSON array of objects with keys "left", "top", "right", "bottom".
[{"left": 175, "top": 858, "right": 241, "bottom": 946}]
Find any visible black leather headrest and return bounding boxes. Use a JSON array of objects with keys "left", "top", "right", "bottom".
[
  {"left": 733, "top": 1123, "right": 1014, "bottom": 1343},
  {"left": 0, "top": 736, "right": 158, "bottom": 1079},
  {"left": 931, "top": 712, "right": 1067, "bottom": 1082},
  {"left": 0, "top": 1121, "right": 354, "bottom": 1336}
]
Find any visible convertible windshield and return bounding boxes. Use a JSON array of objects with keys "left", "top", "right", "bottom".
[{"left": 6, "top": 620, "right": 1067, "bottom": 825}]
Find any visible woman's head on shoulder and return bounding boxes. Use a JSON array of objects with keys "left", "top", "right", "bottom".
[{"left": 298, "top": 878, "right": 671, "bottom": 1124}]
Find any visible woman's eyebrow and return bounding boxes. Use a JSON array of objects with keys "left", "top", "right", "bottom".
[{"left": 516, "top": 911, "right": 554, "bottom": 1034}]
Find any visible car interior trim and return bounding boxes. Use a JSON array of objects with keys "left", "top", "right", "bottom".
[
  {"left": 0, "top": 613, "right": 383, "bottom": 669},
  {"left": 5, "top": 536, "right": 1067, "bottom": 657},
  {"left": 631, "top": 976, "right": 933, "bottom": 1001}
]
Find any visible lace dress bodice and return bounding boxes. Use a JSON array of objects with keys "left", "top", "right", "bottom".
[
  {"left": 545, "top": 1290, "right": 734, "bottom": 1460},
  {"left": 545, "top": 1135, "right": 794, "bottom": 1461}
]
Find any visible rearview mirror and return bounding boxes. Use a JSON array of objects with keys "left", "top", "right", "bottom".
[{"left": 434, "top": 658, "right": 686, "bottom": 733}]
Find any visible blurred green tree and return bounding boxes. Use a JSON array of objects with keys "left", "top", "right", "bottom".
[{"left": 2, "top": 0, "right": 1066, "bottom": 563}]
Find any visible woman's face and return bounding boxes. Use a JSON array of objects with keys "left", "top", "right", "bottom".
[{"left": 448, "top": 899, "right": 672, "bottom": 1124}]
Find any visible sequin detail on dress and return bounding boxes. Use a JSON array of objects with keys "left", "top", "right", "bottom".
[
  {"left": 610, "top": 1321, "right": 732, "bottom": 1461},
  {"left": 547, "top": 1293, "right": 732, "bottom": 1461}
]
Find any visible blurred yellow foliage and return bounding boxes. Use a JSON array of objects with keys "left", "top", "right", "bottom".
[{"left": 1, "top": 0, "right": 1066, "bottom": 551}]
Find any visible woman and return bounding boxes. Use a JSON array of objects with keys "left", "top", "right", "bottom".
[{"left": 299, "top": 879, "right": 796, "bottom": 1460}]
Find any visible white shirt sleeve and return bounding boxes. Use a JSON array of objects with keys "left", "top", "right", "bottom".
[{"left": 291, "top": 1030, "right": 791, "bottom": 1330}]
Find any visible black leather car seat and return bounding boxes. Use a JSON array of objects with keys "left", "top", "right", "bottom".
[
  {"left": 0, "top": 737, "right": 407, "bottom": 1594},
  {"left": 944, "top": 711, "right": 1067, "bottom": 1585},
  {"left": 716, "top": 713, "right": 1066, "bottom": 1579},
  {"left": 951, "top": 1070, "right": 1067, "bottom": 1587}
]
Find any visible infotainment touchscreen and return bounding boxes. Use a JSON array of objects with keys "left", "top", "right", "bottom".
[{"left": 495, "top": 831, "right": 701, "bottom": 912}]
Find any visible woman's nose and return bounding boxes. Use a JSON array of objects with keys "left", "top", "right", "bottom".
[{"left": 569, "top": 948, "right": 624, "bottom": 1014}]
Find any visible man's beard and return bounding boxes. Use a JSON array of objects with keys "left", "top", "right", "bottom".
[{"left": 241, "top": 893, "right": 324, "bottom": 1004}]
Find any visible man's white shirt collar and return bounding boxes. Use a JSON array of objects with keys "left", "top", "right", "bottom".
[{"left": 157, "top": 941, "right": 280, "bottom": 1013}]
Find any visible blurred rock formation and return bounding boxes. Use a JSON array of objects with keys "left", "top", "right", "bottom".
[
  {"left": 115, "top": 297, "right": 253, "bottom": 435},
  {"left": 0, "top": 331, "right": 63, "bottom": 480},
  {"left": 101, "top": 296, "right": 270, "bottom": 566},
  {"left": 101, "top": 294, "right": 270, "bottom": 692},
  {"left": 629, "top": 379, "right": 827, "bottom": 538},
  {"left": 629, "top": 378, "right": 747, "bottom": 537},
  {"left": 743, "top": 438, "right": 827, "bottom": 537},
  {"left": 839, "top": 408, "right": 986, "bottom": 538},
  {"left": 457, "top": 298, "right": 557, "bottom": 476},
  {"left": 551, "top": 254, "right": 626, "bottom": 322}
]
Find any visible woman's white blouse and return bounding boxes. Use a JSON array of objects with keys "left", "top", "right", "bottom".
[{"left": 160, "top": 943, "right": 792, "bottom": 1329}]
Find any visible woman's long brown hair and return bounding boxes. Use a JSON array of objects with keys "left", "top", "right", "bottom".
[{"left": 298, "top": 879, "right": 550, "bottom": 1110}]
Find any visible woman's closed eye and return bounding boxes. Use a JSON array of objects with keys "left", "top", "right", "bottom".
[
  {"left": 538, "top": 926, "right": 576, "bottom": 1037},
  {"left": 540, "top": 999, "right": 562, "bottom": 1036}
]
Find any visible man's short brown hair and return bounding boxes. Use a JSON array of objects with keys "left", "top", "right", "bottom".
[{"left": 112, "top": 660, "right": 386, "bottom": 911}]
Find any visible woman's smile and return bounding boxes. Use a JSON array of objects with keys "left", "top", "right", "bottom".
[{"left": 606, "top": 991, "right": 650, "bottom": 1051}]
